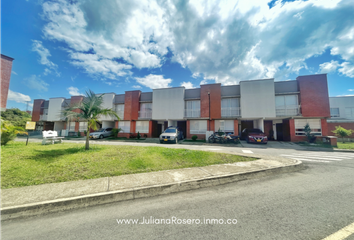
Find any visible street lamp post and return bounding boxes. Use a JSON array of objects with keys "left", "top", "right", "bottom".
[{"left": 208, "top": 91, "right": 210, "bottom": 131}]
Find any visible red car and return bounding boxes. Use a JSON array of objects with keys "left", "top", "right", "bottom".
[{"left": 241, "top": 128, "right": 268, "bottom": 144}]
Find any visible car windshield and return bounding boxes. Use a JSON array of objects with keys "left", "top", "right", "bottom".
[
  {"left": 97, "top": 128, "right": 104, "bottom": 132},
  {"left": 249, "top": 129, "right": 263, "bottom": 133},
  {"left": 164, "top": 129, "right": 177, "bottom": 133}
]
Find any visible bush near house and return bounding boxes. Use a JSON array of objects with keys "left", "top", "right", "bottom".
[
  {"left": 1, "top": 119, "right": 28, "bottom": 146},
  {"left": 111, "top": 128, "right": 122, "bottom": 138},
  {"left": 192, "top": 135, "right": 198, "bottom": 141},
  {"left": 332, "top": 126, "right": 353, "bottom": 143}
]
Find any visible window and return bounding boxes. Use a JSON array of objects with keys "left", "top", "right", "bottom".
[
  {"left": 221, "top": 98, "right": 240, "bottom": 117},
  {"left": 68, "top": 122, "right": 76, "bottom": 131},
  {"left": 215, "top": 120, "right": 234, "bottom": 134},
  {"left": 190, "top": 120, "right": 207, "bottom": 134},
  {"left": 185, "top": 100, "right": 200, "bottom": 117},
  {"left": 345, "top": 107, "right": 354, "bottom": 119},
  {"left": 295, "top": 119, "right": 322, "bottom": 136},
  {"left": 330, "top": 108, "right": 340, "bottom": 117},
  {"left": 275, "top": 95, "right": 299, "bottom": 116},
  {"left": 140, "top": 103, "right": 152, "bottom": 112},
  {"left": 136, "top": 121, "right": 149, "bottom": 133},
  {"left": 115, "top": 104, "right": 124, "bottom": 119},
  {"left": 118, "top": 121, "right": 130, "bottom": 133},
  {"left": 79, "top": 122, "right": 87, "bottom": 131},
  {"left": 139, "top": 103, "right": 152, "bottom": 118}
]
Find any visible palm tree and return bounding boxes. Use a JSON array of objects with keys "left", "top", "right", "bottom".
[{"left": 62, "top": 90, "right": 119, "bottom": 150}]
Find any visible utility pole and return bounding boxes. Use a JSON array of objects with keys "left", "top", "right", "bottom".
[{"left": 25, "top": 101, "right": 31, "bottom": 112}]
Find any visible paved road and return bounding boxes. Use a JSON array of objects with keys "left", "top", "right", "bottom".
[{"left": 2, "top": 144, "right": 354, "bottom": 240}]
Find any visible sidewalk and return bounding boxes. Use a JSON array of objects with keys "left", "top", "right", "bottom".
[{"left": 1, "top": 154, "right": 303, "bottom": 221}]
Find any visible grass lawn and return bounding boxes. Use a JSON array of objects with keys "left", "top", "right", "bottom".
[
  {"left": 1, "top": 141, "right": 255, "bottom": 189},
  {"left": 337, "top": 142, "right": 354, "bottom": 150}
]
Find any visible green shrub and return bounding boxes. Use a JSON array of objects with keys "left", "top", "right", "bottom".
[
  {"left": 217, "top": 128, "right": 224, "bottom": 136},
  {"left": 1, "top": 119, "right": 28, "bottom": 146},
  {"left": 192, "top": 135, "right": 198, "bottom": 141},
  {"left": 304, "top": 123, "right": 316, "bottom": 143},
  {"left": 332, "top": 126, "right": 353, "bottom": 143},
  {"left": 137, "top": 131, "right": 141, "bottom": 139},
  {"left": 84, "top": 130, "right": 87, "bottom": 136},
  {"left": 111, "top": 128, "right": 122, "bottom": 138},
  {"left": 77, "top": 131, "right": 81, "bottom": 137}
]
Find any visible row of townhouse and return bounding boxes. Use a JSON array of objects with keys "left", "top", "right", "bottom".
[{"left": 31, "top": 73, "right": 354, "bottom": 141}]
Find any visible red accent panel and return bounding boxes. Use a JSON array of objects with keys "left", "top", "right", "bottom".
[
  {"left": 147, "top": 120, "right": 153, "bottom": 138},
  {"left": 75, "top": 122, "right": 79, "bottom": 132},
  {"left": 71, "top": 96, "right": 84, "bottom": 114},
  {"left": 32, "top": 99, "right": 45, "bottom": 121},
  {"left": 1, "top": 56, "right": 14, "bottom": 109},
  {"left": 297, "top": 74, "right": 330, "bottom": 117},
  {"left": 200, "top": 84, "right": 221, "bottom": 119},
  {"left": 327, "top": 122, "right": 354, "bottom": 138},
  {"left": 124, "top": 91, "right": 141, "bottom": 120},
  {"left": 130, "top": 120, "right": 136, "bottom": 133},
  {"left": 321, "top": 119, "right": 328, "bottom": 136}
]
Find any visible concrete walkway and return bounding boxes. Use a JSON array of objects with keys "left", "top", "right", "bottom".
[{"left": 1, "top": 149, "right": 302, "bottom": 220}]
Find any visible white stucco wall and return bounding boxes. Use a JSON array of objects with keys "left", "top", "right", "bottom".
[
  {"left": 47, "top": 98, "right": 65, "bottom": 121},
  {"left": 98, "top": 93, "right": 115, "bottom": 121},
  {"left": 240, "top": 79, "right": 276, "bottom": 118},
  {"left": 329, "top": 96, "right": 354, "bottom": 119},
  {"left": 152, "top": 87, "right": 185, "bottom": 120}
]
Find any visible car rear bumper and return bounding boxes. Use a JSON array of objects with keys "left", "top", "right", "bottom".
[{"left": 248, "top": 138, "right": 268, "bottom": 143}]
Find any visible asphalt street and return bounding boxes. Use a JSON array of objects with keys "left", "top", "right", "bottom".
[{"left": 2, "top": 142, "right": 354, "bottom": 240}]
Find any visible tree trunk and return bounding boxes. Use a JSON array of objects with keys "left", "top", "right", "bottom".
[{"left": 86, "top": 125, "right": 90, "bottom": 150}]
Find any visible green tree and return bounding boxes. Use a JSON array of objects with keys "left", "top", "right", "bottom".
[
  {"left": 1, "top": 108, "right": 31, "bottom": 128},
  {"left": 304, "top": 123, "right": 315, "bottom": 143},
  {"left": 1, "top": 118, "right": 28, "bottom": 146},
  {"left": 62, "top": 90, "right": 120, "bottom": 150},
  {"left": 332, "top": 126, "right": 353, "bottom": 143}
]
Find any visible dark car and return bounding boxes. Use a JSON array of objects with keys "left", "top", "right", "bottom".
[
  {"left": 241, "top": 128, "right": 268, "bottom": 144},
  {"left": 159, "top": 127, "right": 184, "bottom": 144}
]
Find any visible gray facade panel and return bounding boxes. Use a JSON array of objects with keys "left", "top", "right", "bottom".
[
  {"left": 114, "top": 94, "right": 125, "bottom": 104},
  {"left": 140, "top": 92, "right": 153, "bottom": 102},
  {"left": 221, "top": 85, "right": 240, "bottom": 97},
  {"left": 240, "top": 79, "right": 276, "bottom": 118},
  {"left": 274, "top": 81, "right": 298, "bottom": 94},
  {"left": 185, "top": 88, "right": 201, "bottom": 99}
]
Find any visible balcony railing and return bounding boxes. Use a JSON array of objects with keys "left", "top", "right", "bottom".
[
  {"left": 221, "top": 107, "right": 241, "bottom": 117},
  {"left": 184, "top": 109, "right": 200, "bottom": 118},
  {"left": 39, "top": 115, "right": 47, "bottom": 121},
  {"left": 138, "top": 110, "right": 152, "bottom": 119},
  {"left": 276, "top": 106, "right": 300, "bottom": 116}
]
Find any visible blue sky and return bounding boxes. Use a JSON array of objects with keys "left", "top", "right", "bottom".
[{"left": 2, "top": 0, "right": 354, "bottom": 111}]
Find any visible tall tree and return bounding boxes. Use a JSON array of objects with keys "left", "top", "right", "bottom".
[{"left": 62, "top": 90, "right": 119, "bottom": 150}]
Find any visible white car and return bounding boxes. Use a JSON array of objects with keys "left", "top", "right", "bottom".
[{"left": 89, "top": 128, "right": 113, "bottom": 139}]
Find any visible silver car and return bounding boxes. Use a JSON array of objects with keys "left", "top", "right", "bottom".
[
  {"left": 159, "top": 127, "right": 183, "bottom": 144},
  {"left": 89, "top": 128, "right": 113, "bottom": 139}
]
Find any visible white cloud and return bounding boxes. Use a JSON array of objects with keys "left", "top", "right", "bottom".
[
  {"left": 67, "top": 86, "right": 83, "bottom": 96},
  {"left": 349, "top": 89, "right": 354, "bottom": 91},
  {"left": 32, "top": 40, "right": 60, "bottom": 76},
  {"left": 132, "top": 85, "right": 142, "bottom": 89},
  {"left": 24, "top": 75, "right": 49, "bottom": 92},
  {"left": 338, "top": 62, "right": 354, "bottom": 78},
  {"left": 180, "top": 81, "right": 196, "bottom": 89},
  {"left": 11, "top": 71, "right": 18, "bottom": 75},
  {"left": 40, "top": 0, "right": 354, "bottom": 84},
  {"left": 318, "top": 60, "right": 340, "bottom": 73},
  {"left": 135, "top": 74, "right": 172, "bottom": 89},
  {"left": 7, "top": 90, "right": 31, "bottom": 103}
]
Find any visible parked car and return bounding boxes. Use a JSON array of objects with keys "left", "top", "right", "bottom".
[
  {"left": 89, "top": 128, "right": 113, "bottom": 139},
  {"left": 159, "top": 127, "right": 184, "bottom": 144},
  {"left": 241, "top": 128, "right": 268, "bottom": 144}
]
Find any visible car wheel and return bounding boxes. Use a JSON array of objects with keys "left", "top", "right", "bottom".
[{"left": 99, "top": 135, "right": 103, "bottom": 139}]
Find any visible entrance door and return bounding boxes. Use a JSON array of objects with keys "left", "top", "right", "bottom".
[
  {"left": 276, "top": 124, "right": 283, "bottom": 141},
  {"left": 177, "top": 121, "right": 187, "bottom": 138},
  {"left": 241, "top": 121, "right": 254, "bottom": 131}
]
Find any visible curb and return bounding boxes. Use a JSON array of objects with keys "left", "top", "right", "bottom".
[{"left": 1, "top": 160, "right": 303, "bottom": 221}]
